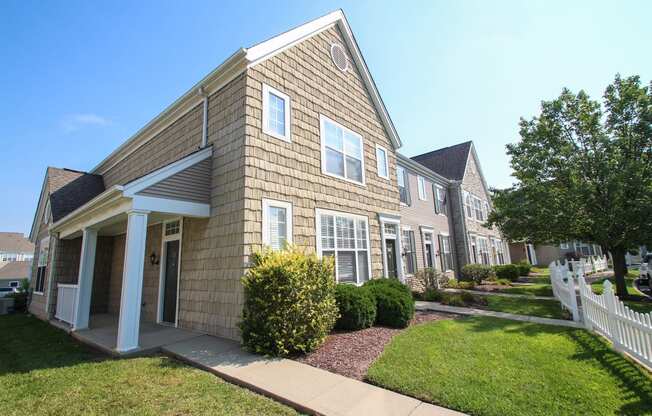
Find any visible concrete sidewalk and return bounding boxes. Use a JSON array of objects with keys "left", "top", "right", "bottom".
[
  {"left": 416, "top": 301, "right": 584, "bottom": 328},
  {"left": 162, "top": 335, "right": 465, "bottom": 416}
]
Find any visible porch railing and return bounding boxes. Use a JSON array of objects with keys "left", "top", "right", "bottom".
[{"left": 55, "top": 283, "right": 78, "bottom": 325}]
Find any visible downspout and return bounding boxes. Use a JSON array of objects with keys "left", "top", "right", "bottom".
[{"left": 197, "top": 86, "right": 209, "bottom": 147}]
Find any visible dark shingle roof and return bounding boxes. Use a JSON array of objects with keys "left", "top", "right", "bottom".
[
  {"left": 49, "top": 172, "right": 105, "bottom": 222},
  {"left": 0, "top": 233, "right": 34, "bottom": 253},
  {"left": 410, "top": 141, "right": 472, "bottom": 181},
  {"left": 0, "top": 261, "right": 31, "bottom": 279}
]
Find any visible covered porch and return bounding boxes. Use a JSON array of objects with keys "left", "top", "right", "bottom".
[{"left": 49, "top": 147, "right": 212, "bottom": 355}]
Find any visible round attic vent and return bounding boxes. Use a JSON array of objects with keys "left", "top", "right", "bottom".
[{"left": 330, "top": 43, "right": 349, "bottom": 72}]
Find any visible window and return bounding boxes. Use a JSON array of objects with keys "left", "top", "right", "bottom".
[
  {"left": 320, "top": 116, "right": 364, "bottom": 184},
  {"left": 397, "top": 166, "right": 410, "bottom": 205},
  {"left": 401, "top": 229, "right": 417, "bottom": 275},
  {"left": 262, "top": 84, "right": 291, "bottom": 141},
  {"left": 423, "top": 232, "right": 434, "bottom": 269},
  {"left": 469, "top": 235, "right": 478, "bottom": 263},
  {"left": 434, "top": 185, "right": 447, "bottom": 215},
  {"left": 376, "top": 145, "right": 389, "bottom": 179},
  {"left": 473, "top": 197, "right": 483, "bottom": 221},
  {"left": 1, "top": 252, "right": 17, "bottom": 262},
  {"left": 560, "top": 242, "right": 569, "bottom": 249},
  {"left": 317, "top": 210, "right": 370, "bottom": 284},
  {"left": 417, "top": 176, "right": 427, "bottom": 201},
  {"left": 478, "top": 237, "right": 491, "bottom": 265},
  {"left": 34, "top": 237, "right": 49, "bottom": 294},
  {"left": 164, "top": 220, "right": 181, "bottom": 237},
  {"left": 439, "top": 235, "right": 454, "bottom": 271},
  {"left": 483, "top": 201, "right": 490, "bottom": 221},
  {"left": 492, "top": 239, "right": 506, "bottom": 265},
  {"left": 9, "top": 281, "right": 19, "bottom": 288},
  {"left": 262, "top": 199, "right": 292, "bottom": 250},
  {"left": 463, "top": 191, "right": 473, "bottom": 218}
]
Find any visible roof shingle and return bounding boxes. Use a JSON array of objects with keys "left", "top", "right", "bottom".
[
  {"left": 0, "top": 233, "right": 34, "bottom": 253},
  {"left": 411, "top": 141, "right": 472, "bottom": 181}
]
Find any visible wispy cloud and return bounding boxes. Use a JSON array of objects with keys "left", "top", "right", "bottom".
[{"left": 60, "top": 113, "right": 111, "bottom": 133}]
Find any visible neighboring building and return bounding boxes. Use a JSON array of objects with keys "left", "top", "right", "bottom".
[
  {"left": 411, "top": 141, "right": 510, "bottom": 271},
  {"left": 509, "top": 241, "right": 605, "bottom": 266},
  {"left": 28, "top": 10, "right": 404, "bottom": 353},
  {"left": 0, "top": 232, "right": 34, "bottom": 268},
  {"left": 0, "top": 261, "right": 31, "bottom": 289}
]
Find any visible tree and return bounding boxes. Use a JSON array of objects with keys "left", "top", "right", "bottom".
[{"left": 489, "top": 75, "right": 652, "bottom": 297}]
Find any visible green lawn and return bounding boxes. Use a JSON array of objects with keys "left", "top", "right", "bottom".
[
  {"left": 590, "top": 273, "right": 652, "bottom": 314},
  {"left": 0, "top": 314, "right": 298, "bottom": 416},
  {"left": 367, "top": 316, "right": 652, "bottom": 416},
  {"left": 498, "top": 283, "right": 554, "bottom": 297},
  {"left": 482, "top": 295, "right": 567, "bottom": 319}
]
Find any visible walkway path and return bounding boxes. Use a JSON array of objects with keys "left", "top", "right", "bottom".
[
  {"left": 163, "top": 335, "right": 465, "bottom": 416},
  {"left": 443, "top": 288, "right": 555, "bottom": 300},
  {"left": 415, "top": 301, "right": 584, "bottom": 329}
]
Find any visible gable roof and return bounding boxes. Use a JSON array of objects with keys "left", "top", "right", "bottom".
[
  {"left": 91, "top": 9, "right": 401, "bottom": 176},
  {"left": 411, "top": 141, "right": 473, "bottom": 181},
  {"left": 0, "top": 261, "right": 31, "bottom": 280},
  {"left": 49, "top": 173, "right": 105, "bottom": 222},
  {"left": 0, "top": 233, "right": 34, "bottom": 253}
]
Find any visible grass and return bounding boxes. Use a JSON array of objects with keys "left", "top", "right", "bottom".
[
  {"left": 591, "top": 271, "right": 652, "bottom": 314},
  {"left": 482, "top": 295, "right": 568, "bottom": 319},
  {"left": 0, "top": 314, "right": 298, "bottom": 416},
  {"left": 367, "top": 316, "right": 652, "bottom": 416},
  {"left": 498, "top": 283, "right": 554, "bottom": 297}
]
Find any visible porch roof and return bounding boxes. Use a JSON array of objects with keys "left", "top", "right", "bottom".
[{"left": 50, "top": 146, "right": 213, "bottom": 239}]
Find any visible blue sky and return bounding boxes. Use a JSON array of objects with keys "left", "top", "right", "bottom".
[{"left": 1, "top": 0, "right": 651, "bottom": 234}]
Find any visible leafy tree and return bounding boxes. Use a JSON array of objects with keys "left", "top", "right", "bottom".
[{"left": 489, "top": 75, "right": 652, "bottom": 296}]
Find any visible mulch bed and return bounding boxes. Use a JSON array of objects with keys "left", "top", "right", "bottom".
[{"left": 295, "top": 311, "right": 454, "bottom": 380}]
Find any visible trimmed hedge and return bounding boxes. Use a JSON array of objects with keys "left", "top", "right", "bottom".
[
  {"left": 334, "top": 284, "right": 376, "bottom": 330},
  {"left": 363, "top": 279, "right": 415, "bottom": 328},
  {"left": 516, "top": 261, "right": 532, "bottom": 276},
  {"left": 240, "top": 248, "right": 338, "bottom": 357},
  {"left": 493, "top": 264, "right": 520, "bottom": 281},
  {"left": 460, "top": 264, "right": 495, "bottom": 283}
]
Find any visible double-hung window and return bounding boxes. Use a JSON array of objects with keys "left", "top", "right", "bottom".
[
  {"left": 478, "top": 237, "right": 491, "bottom": 265},
  {"left": 439, "top": 234, "right": 454, "bottom": 271},
  {"left": 397, "top": 166, "right": 410, "bottom": 205},
  {"left": 262, "top": 199, "right": 292, "bottom": 250},
  {"left": 417, "top": 176, "right": 427, "bottom": 201},
  {"left": 262, "top": 84, "right": 291, "bottom": 142},
  {"left": 320, "top": 116, "right": 365, "bottom": 184},
  {"left": 34, "top": 237, "right": 49, "bottom": 294},
  {"left": 434, "top": 185, "right": 447, "bottom": 215},
  {"left": 317, "top": 210, "right": 370, "bottom": 284},
  {"left": 473, "top": 197, "right": 483, "bottom": 221},
  {"left": 401, "top": 229, "right": 417, "bottom": 275},
  {"left": 376, "top": 145, "right": 389, "bottom": 179},
  {"left": 463, "top": 191, "right": 473, "bottom": 218}
]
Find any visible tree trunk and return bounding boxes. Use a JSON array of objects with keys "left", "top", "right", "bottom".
[{"left": 611, "top": 246, "right": 629, "bottom": 297}]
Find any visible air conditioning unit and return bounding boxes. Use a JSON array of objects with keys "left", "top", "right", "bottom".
[{"left": 0, "top": 298, "right": 15, "bottom": 315}]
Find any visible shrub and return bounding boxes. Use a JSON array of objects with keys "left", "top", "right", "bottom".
[
  {"left": 334, "top": 284, "right": 376, "bottom": 330},
  {"left": 493, "top": 264, "right": 520, "bottom": 281},
  {"left": 494, "top": 278, "right": 512, "bottom": 286},
  {"left": 423, "top": 288, "right": 443, "bottom": 302},
  {"left": 516, "top": 261, "right": 532, "bottom": 276},
  {"left": 8, "top": 279, "right": 30, "bottom": 312},
  {"left": 446, "top": 278, "right": 476, "bottom": 290},
  {"left": 414, "top": 268, "right": 445, "bottom": 291},
  {"left": 460, "top": 264, "right": 495, "bottom": 283},
  {"left": 240, "top": 247, "right": 338, "bottom": 357},
  {"left": 364, "top": 279, "right": 415, "bottom": 328},
  {"left": 441, "top": 294, "right": 466, "bottom": 307}
]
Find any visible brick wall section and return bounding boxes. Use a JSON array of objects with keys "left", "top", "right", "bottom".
[
  {"left": 243, "top": 26, "right": 400, "bottom": 281},
  {"left": 398, "top": 167, "right": 455, "bottom": 279},
  {"left": 98, "top": 104, "right": 204, "bottom": 187}
]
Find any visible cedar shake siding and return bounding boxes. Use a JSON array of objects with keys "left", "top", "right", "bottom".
[{"left": 243, "top": 26, "right": 400, "bottom": 278}]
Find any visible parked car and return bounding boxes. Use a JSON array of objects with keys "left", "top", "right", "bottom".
[{"left": 0, "top": 287, "right": 16, "bottom": 298}]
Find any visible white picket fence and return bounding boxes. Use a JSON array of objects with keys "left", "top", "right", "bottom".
[
  {"left": 578, "top": 277, "right": 652, "bottom": 368},
  {"left": 568, "top": 255, "right": 608, "bottom": 277},
  {"left": 549, "top": 258, "right": 652, "bottom": 368}
]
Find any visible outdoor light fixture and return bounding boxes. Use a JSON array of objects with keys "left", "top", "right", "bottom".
[{"left": 150, "top": 252, "right": 159, "bottom": 266}]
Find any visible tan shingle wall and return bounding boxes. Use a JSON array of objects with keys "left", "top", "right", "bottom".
[
  {"left": 461, "top": 155, "right": 502, "bottom": 239},
  {"left": 243, "top": 26, "right": 400, "bottom": 280}
]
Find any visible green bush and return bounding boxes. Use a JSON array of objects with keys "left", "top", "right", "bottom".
[
  {"left": 494, "top": 278, "right": 512, "bottom": 286},
  {"left": 439, "top": 291, "right": 487, "bottom": 307},
  {"left": 493, "top": 264, "right": 520, "bottom": 281},
  {"left": 441, "top": 294, "right": 466, "bottom": 307},
  {"left": 516, "top": 261, "right": 532, "bottom": 276},
  {"left": 423, "top": 288, "right": 443, "bottom": 302},
  {"left": 446, "top": 278, "right": 475, "bottom": 290},
  {"left": 334, "top": 284, "right": 376, "bottom": 330},
  {"left": 364, "top": 279, "right": 415, "bottom": 328},
  {"left": 460, "top": 264, "right": 495, "bottom": 283},
  {"left": 240, "top": 247, "right": 338, "bottom": 357}
]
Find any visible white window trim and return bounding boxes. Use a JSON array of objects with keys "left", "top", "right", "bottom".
[
  {"left": 375, "top": 144, "right": 389, "bottom": 180},
  {"left": 319, "top": 114, "right": 366, "bottom": 186},
  {"left": 421, "top": 229, "right": 435, "bottom": 270},
  {"left": 397, "top": 166, "right": 410, "bottom": 206},
  {"left": 262, "top": 198, "right": 293, "bottom": 249},
  {"left": 417, "top": 176, "right": 427, "bottom": 201},
  {"left": 434, "top": 185, "right": 447, "bottom": 216},
  {"left": 378, "top": 213, "right": 404, "bottom": 282},
  {"left": 439, "top": 233, "right": 454, "bottom": 272},
  {"left": 262, "top": 83, "right": 291, "bottom": 142},
  {"left": 157, "top": 217, "right": 184, "bottom": 327},
  {"left": 315, "top": 208, "right": 371, "bottom": 286}
]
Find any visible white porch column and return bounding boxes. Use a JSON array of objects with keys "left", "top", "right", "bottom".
[
  {"left": 116, "top": 209, "right": 149, "bottom": 353},
  {"left": 73, "top": 228, "right": 97, "bottom": 330}
]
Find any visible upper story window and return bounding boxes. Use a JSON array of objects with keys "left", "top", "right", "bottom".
[
  {"left": 463, "top": 191, "right": 473, "bottom": 218},
  {"left": 417, "top": 176, "right": 427, "bottom": 201},
  {"left": 473, "top": 197, "right": 483, "bottom": 221},
  {"left": 376, "top": 145, "right": 389, "bottom": 179},
  {"left": 262, "top": 199, "right": 293, "bottom": 250},
  {"left": 320, "top": 115, "right": 365, "bottom": 185},
  {"left": 262, "top": 84, "right": 291, "bottom": 142},
  {"left": 434, "top": 185, "right": 448, "bottom": 216},
  {"left": 464, "top": 190, "right": 488, "bottom": 222},
  {"left": 397, "top": 166, "right": 410, "bottom": 205}
]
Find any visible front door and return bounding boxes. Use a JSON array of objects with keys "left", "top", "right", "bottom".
[
  {"left": 162, "top": 239, "right": 179, "bottom": 325},
  {"left": 386, "top": 239, "right": 398, "bottom": 278}
]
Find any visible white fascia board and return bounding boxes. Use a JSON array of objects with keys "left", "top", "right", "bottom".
[
  {"left": 123, "top": 146, "right": 213, "bottom": 197},
  {"left": 29, "top": 170, "right": 49, "bottom": 242},
  {"left": 131, "top": 195, "right": 210, "bottom": 218}
]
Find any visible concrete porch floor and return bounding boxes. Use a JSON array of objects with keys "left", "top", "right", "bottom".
[{"left": 69, "top": 314, "right": 203, "bottom": 356}]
